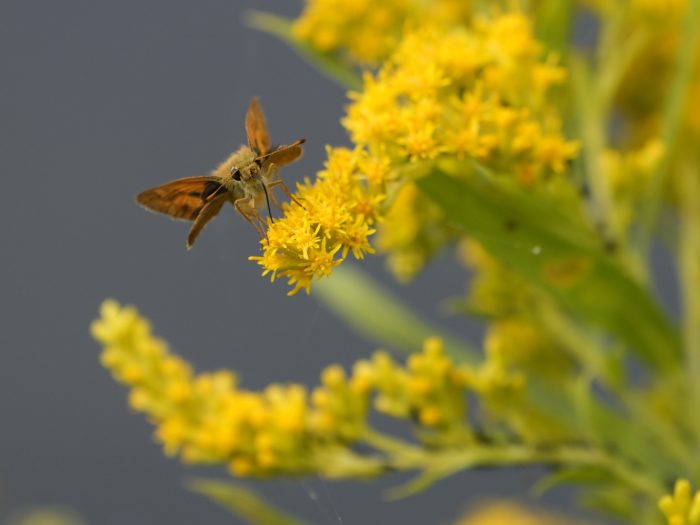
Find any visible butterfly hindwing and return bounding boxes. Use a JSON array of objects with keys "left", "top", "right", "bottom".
[
  {"left": 263, "top": 142, "right": 304, "bottom": 169},
  {"left": 187, "top": 193, "right": 228, "bottom": 249}
]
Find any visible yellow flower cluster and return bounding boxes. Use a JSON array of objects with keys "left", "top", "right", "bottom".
[
  {"left": 470, "top": 320, "right": 574, "bottom": 444},
  {"left": 91, "top": 300, "right": 321, "bottom": 475},
  {"left": 659, "top": 479, "right": 700, "bottom": 525},
  {"left": 375, "top": 182, "right": 453, "bottom": 281},
  {"left": 367, "top": 337, "right": 472, "bottom": 444},
  {"left": 458, "top": 240, "right": 532, "bottom": 317},
  {"left": 260, "top": 12, "right": 579, "bottom": 290},
  {"left": 8, "top": 510, "right": 85, "bottom": 525},
  {"left": 602, "top": 139, "right": 665, "bottom": 236},
  {"left": 348, "top": 13, "right": 577, "bottom": 280},
  {"left": 344, "top": 15, "right": 579, "bottom": 182},
  {"left": 456, "top": 241, "right": 575, "bottom": 442},
  {"left": 456, "top": 501, "right": 585, "bottom": 525},
  {"left": 252, "top": 147, "right": 387, "bottom": 295},
  {"left": 91, "top": 301, "right": 485, "bottom": 476},
  {"left": 292, "top": 0, "right": 471, "bottom": 64},
  {"left": 484, "top": 318, "right": 573, "bottom": 383}
]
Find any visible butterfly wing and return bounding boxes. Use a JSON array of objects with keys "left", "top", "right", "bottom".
[
  {"left": 262, "top": 140, "right": 305, "bottom": 169},
  {"left": 136, "top": 176, "right": 223, "bottom": 221},
  {"left": 245, "top": 97, "right": 271, "bottom": 156},
  {"left": 186, "top": 193, "right": 228, "bottom": 249}
]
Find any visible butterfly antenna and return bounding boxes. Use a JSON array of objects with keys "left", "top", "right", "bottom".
[{"left": 262, "top": 182, "right": 274, "bottom": 223}]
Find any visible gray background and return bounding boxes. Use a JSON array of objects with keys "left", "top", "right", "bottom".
[{"left": 0, "top": 1, "right": 611, "bottom": 524}]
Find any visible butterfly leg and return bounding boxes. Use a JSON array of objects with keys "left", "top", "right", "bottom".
[
  {"left": 234, "top": 196, "right": 267, "bottom": 239},
  {"left": 266, "top": 163, "right": 303, "bottom": 208}
]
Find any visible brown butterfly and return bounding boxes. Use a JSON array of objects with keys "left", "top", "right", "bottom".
[{"left": 137, "top": 97, "right": 305, "bottom": 248}]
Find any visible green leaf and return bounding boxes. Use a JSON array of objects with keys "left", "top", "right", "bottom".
[
  {"left": 532, "top": 466, "right": 613, "bottom": 497},
  {"left": 245, "top": 11, "right": 363, "bottom": 90},
  {"left": 315, "top": 264, "right": 478, "bottom": 364},
  {"left": 584, "top": 396, "right": 680, "bottom": 481},
  {"left": 384, "top": 468, "right": 450, "bottom": 501},
  {"left": 188, "top": 478, "right": 310, "bottom": 525},
  {"left": 580, "top": 487, "right": 638, "bottom": 523},
  {"left": 416, "top": 164, "right": 680, "bottom": 372}
]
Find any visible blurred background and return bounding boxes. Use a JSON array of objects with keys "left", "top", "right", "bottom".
[{"left": 0, "top": 1, "right": 609, "bottom": 523}]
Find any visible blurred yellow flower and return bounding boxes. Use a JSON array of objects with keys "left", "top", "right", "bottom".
[
  {"left": 458, "top": 239, "right": 532, "bottom": 317},
  {"left": 376, "top": 182, "right": 453, "bottom": 280},
  {"left": 7, "top": 509, "right": 85, "bottom": 525},
  {"left": 344, "top": 16, "right": 578, "bottom": 178},
  {"left": 659, "top": 479, "right": 700, "bottom": 525},
  {"left": 293, "top": 0, "right": 471, "bottom": 64},
  {"left": 92, "top": 301, "right": 487, "bottom": 475},
  {"left": 602, "top": 139, "right": 666, "bottom": 236},
  {"left": 485, "top": 317, "right": 573, "bottom": 382},
  {"left": 456, "top": 501, "right": 586, "bottom": 525}
]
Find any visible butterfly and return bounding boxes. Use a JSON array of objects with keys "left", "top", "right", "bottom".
[{"left": 137, "top": 97, "right": 305, "bottom": 248}]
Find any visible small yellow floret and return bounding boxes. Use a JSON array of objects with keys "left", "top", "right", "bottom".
[{"left": 659, "top": 479, "right": 700, "bottom": 525}]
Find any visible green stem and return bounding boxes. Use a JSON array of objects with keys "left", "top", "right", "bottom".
[
  {"left": 679, "top": 158, "right": 700, "bottom": 439},
  {"left": 402, "top": 442, "right": 663, "bottom": 500},
  {"left": 640, "top": 0, "right": 700, "bottom": 251},
  {"left": 537, "top": 301, "right": 608, "bottom": 379},
  {"left": 539, "top": 300, "right": 693, "bottom": 468},
  {"left": 245, "top": 11, "right": 363, "bottom": 90},
  {"left": 597, "top": 28, "right": 650, "bottom": 116},
  {"left": 362, "top": 426, "right": 663, "bottom": 498},
  {"left": 362, "top": 428, "right": 426, "bottom": 459},
  {"left": 572, "top": 8, "right": 653, "bottom": 279},
  {"left": 572, "top": 56, "right": 615, "bottom": 244}
]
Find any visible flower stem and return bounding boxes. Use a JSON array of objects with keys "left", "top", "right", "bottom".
[
  {"left": 538, "top": 299, "right": 693, "bottom": 468},
  {"left": 640, "top": 0, "right": 700, "bottom": 251},
  {"left": 363, "top": 428, "right": 664, "bottom": 500},
  {"left": 679, "top": 157, "right": 700, "bottom": 440}
]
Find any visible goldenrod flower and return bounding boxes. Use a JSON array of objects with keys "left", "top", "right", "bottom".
[
  {"left": 92, "top": 300, "right": 345, "bottom": 476},
  {"left": 92, "top": 301, "right": 491, "bottom": 475},
  {"left": 258, "top": 12, "right": 579, "bottom": 291},
  {"left": 602, "top": 139, "right": 665, "bottom": 236},
  {"left": 457, "top": 239, "right": 532, "bottom": 317},
  {"left": 659, "top": 480, "right": 700, "bottom": 525},
  {"left": 376, "top": 182, "right": 453, "bottom": 280},
  {"left": 484, "top": 317, "right": 573, "bottom": 383},
  {"left": 293, "top": 0, "right": 471, "bottom": 64},
  {"left": 344, "top": 17, "right": 578, "bottom": 177},
  {"left": 251, "top": 147, "right": 383, "bottom": 295},
  {"left": 370, "top": 337, "right": 473, "bottom": 445},
  {"left": 346, "top": 14, "right": 578, "bottom": 282},
  {"left": 456, "top": 501, "right": 587, "bottom": 525}
]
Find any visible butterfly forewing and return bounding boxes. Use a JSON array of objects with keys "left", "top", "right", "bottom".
[
  {"left": 137, "top": 176, "right": 222, "bottom": 221},
  {"left": 245, "top": 97, "right": 271, "bottom": 155}
]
